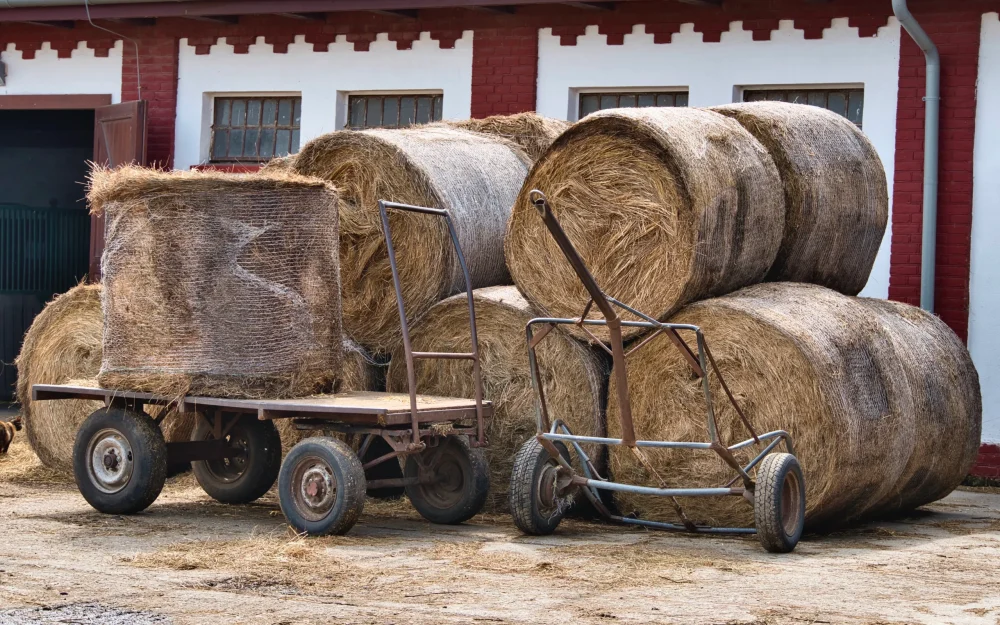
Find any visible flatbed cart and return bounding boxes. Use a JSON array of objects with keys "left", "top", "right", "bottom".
[
  {"left": 509, "top": 191, "right": 806, "bottom": 553},
  {"left": 31, "top": 200, "right": 493, "bottom": 536}
]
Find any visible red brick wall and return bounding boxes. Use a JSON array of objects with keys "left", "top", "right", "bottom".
[
  {"left": 120, "top": 37, "right": 178, "bottom": 168},
  {"left": 888, "top": 7, "right": 983, "bottom": 343},
  {"left": 471, "top": 27, "right": 538, "bottom": 118},
  {"left": 973, "top": 444, "right": 1000, "bottom": 480}
]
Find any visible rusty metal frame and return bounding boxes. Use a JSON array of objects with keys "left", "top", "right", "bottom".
[{"left": 523, "top": 190, "right": 797, "bottom": 536}]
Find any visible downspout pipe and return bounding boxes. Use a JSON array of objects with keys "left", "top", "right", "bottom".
[{"left": 893, "top": 0, "right": 940, "bottom": 313}]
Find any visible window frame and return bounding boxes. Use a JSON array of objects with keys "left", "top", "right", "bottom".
[
  {"left": 208, "top": 94, "right": 303, "bottom": 163},
  {"left": 573, "top": 87, "right": 690, "bottom": 121},
  {"left": 341, "top": 91, "right": 445, "bottom": 130},
  {"left": 740, "top": 85, "right": 865, "bottom": 127}
]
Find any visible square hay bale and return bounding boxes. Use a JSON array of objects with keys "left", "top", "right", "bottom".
[{"left": 88, "top": 166, "right": 343, "bottom": 399}]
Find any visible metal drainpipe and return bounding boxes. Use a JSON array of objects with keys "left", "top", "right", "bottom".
[{"left": 892, "top": 0, "right": 940, "bottom": 313}]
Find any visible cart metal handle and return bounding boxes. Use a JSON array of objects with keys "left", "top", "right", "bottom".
[{"left": 378, "top": 200, "right": 487, "bottom": 448}]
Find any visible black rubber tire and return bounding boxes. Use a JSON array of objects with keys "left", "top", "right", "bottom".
[
  {"left": 509, "top": 438, "right": 572, "bottom": 535},
  {"left": 279, "top": 437, "right": 367, "bottom": 536},
  {"left": 73, "top": 407, "right": 167, "bottom": 515},
  {"left": 362, "top": 435, "right": 405, "bottom": 500},
  {"left": 754, "top": 452, "right": 806, "bottom": 553},
  {"left": 404, "top": 436, "right": 489, "bottom": 525},
  {"left": 191, "top": 415, "right": 281, "bottom": 504}
]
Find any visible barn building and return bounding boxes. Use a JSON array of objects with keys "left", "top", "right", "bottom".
[{"left": 0, "top": 0, "right": 997, "bottom": 478}]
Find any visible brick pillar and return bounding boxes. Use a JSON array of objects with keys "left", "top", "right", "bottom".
[
  {"left": 471, "top": 27, "right": 538, "bottom": 118},
  {"left": 888, "top": 11, "right": 981, "bottom": 342},
  {"left": 121, "top": 36, "right": 178, "bottom": 168}
]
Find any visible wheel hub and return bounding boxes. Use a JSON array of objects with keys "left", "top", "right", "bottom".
[
  {"left": 293, "top": 459, "right": 338, "bottom": 521},
  {"left": 88, "top": 429, "right": 134, "bottom": 494},
  {"left": 536, "top": 462, "right": 574, "bottom": 516}
]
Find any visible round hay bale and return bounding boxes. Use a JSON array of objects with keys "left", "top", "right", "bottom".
[
  {"left": 711, "top": 102, "right": 888, "bottom": 294},
  {"left": 293, "top": 125, "right": 531, "bottom": 352},
  {"left": 260, "top": 154, "right": 298, "bottom": 172},
  {"left": 443, "top": 113, "right": 570, "bottom": 162},
  {"left": 607, "top": 283, "right": 922, "bottom": 529},
  {"left": 274, "top": 339, "right": 382, "bottom": 452},
  {"left": 855, "top": 298, "right": 981, "bottom": 514},
  {"left": 15, "top": 285, "right": 197, "bottom": 471},
  {"left": 505, "top": 107, "right": 785, "bottom": 344},
  {"left": 385, "top": 286, "right": 606, "bottom": 511},
  {"left": 15, "top": 284, "right": 104, "bottom": 471}
]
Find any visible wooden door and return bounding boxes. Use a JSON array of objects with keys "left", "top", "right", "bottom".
[{"left": 90, "top": 100, "right": 148, "bottom": 281}]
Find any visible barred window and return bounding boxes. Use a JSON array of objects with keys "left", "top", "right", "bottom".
[
  {"left": 743, "top": 88, "right": 864, "bottom": 127},
  {"left": 211, "top": 96, "right": 301, "bottom": 162},
  {"left": 579, "top": 91, "right": 689, "bottom": 119},
  {"left": 347, "top": 94, "right": 443, "bottom": 129}
]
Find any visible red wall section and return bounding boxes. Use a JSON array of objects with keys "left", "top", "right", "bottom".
[
  {"left": 972, "top": 444, "right": 1000, "bottom": 480},
  {"left": 121, "top": 37, "right": 179, "bottom": 168},
  {"left": 889, "top": 7, "right": 983, "bottom": 343},
  {"left": 471, "top": 27, "right": 538, "bottom": 118}
]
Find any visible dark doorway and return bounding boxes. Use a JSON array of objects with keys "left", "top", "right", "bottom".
[{"left": 0, "top": 109, "right": 95, "bottom": 401}]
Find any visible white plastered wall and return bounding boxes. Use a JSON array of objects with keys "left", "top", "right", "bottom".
[
  {"left": 536, "top": 19, "right": 901, "bottom": 298},
  {"left": 0, "top": 40, "right": 123, "bottom": 100},
  {"left": 174, "top": 32, "right": 473, "bottom": 170},
  {"left": 969, "top": 12, "right": 1000, "bottom": 444}
]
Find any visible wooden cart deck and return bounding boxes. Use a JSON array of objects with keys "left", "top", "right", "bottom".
[{"left": 32, "top": 384, "right": 493, "bottom": 427}]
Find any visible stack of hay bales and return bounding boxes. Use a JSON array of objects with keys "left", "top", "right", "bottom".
[
  {"left": 386, "top": 286, "right": 605, "bottom": 511},
  {"left": 291, "top": 124, "right": 531, "bottom": 353},
  {"left": 14, "top": 284, "right": 195, "bottom": 472},
  {"left": 443, "top": 112, "right": 570, "bottom": 162},
  {"left": 503, "top": 103, "right": 978, "bottom": 528},
  {"left": 89, "top": 167, "right": 343, "bottom": 399}
]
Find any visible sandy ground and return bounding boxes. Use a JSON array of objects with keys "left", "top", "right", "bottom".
[{"left": 1, "top": 438, "right": 999, "bottom": 625}]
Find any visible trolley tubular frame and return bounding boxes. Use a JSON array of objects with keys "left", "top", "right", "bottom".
[
  {"left": 524, "top": 190, "right": 796, "bottom": 534},
  {"left": 379, "top": 199, "right": 488, "bottom": 448}
]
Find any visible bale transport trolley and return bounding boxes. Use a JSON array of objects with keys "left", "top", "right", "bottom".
[
  {"left": 32, "top": 200, "right": 492, "bottom": 536},
  {"left": 509, "top": 191, "right": 806, "bottom": 553}
]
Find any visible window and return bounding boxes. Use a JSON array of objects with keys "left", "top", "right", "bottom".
[
  {"left": 743, "top": 88, "right": 864, "bottom": 127},
  {"left": 579, "top": 91, "right": 689, "bottom": 119},
  {"left": 211, "top": 96, "right": 301, "bottom": 162},
  {"left": 347, "top": 94, "right": 443, "bottom": 129}
]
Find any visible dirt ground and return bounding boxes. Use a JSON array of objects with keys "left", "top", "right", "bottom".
[{"left": 2, "top": 437, "right": 1000, "bottom": 625}]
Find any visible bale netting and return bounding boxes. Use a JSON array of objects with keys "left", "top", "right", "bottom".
[
  {"left": 854, "top": 298, "right": 981, "bottom": 515},
  {"left": 385, "top": 286, "right": 606, "bottom": 512},
  {"left": 443, "top": 113, "right": 570, "bottom": 162},
  {"left": 274, "top": 338, "right": 382, "bottom": 452},
  {"left": 711, "top": 102, "right": 888, "bottom": 294},
  {"left": 15, "top": 285, "right": 194, "bottom": 472},
  {"left": 292, "top": 125, "right": 532, "bottom": 352},
  {"left": 88, "top": 166, "right": 343, "bottom": 399},
  {"left": 606, "top": 283, "right": 941, "bottom": 529},
  {"left": 505, "top": 107, "right": 785, "bottom": 344}
]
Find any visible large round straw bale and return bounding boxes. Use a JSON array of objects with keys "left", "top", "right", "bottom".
[
  {"left": 293, "top": 126, "right": 531, "bottom": 352},
  {"left": 260, "top": 154, "right": 298, "bottom": 173},
  {"left": 443, "top": 113, "right": 570, "bottom": 162},
  {"left": 711, "top": 102, "right": 888, "bottom": 294},
  {"left": 385, "top": 286, "right": 606, "bottom": 511},
  {"left": 505, "top": 107, "right": 785, "bottom": 343},
  {"left": 607, "top": 283, "right": 925, "bottom": 529},
  {"left": 88, "top": 166, "right": 343, "bottom": 399},
  {"left": 854, "top": 298, "right": 981, "bottom": 514},
  {"left": 15, "top": 285, "right": 194, "bottom": 471}
]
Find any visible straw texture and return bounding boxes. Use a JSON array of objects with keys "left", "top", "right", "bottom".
[
  {"left": 293, "top": 125, "right": 531, "bottom": 352},
  {"left": 712, "top": 102, "right": 888, "bottom": 293},
  {"left": 443, "top": 113, "right": 570, "bottom": 161},
  {"left": 89, "top": 166, "right": 343, "bottom": 399},
  {"left": 607, "top": 283, "right": 979, "bottom": 528},
  {"left": 505, "top": 107, "right": 785, "bottom": 343},
  {"left": 385, "top": 286, "right": 606, "bottom": 511}
]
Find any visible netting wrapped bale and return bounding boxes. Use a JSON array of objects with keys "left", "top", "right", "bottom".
[
  {"left": 15, "top": 285, "right": 193, "bottom": 471},
  {"left": 711, "top": 102, "right": 888, "bottom": 294},
  {"left": 443, "top": 113, "right": 570, "bottom": 162},
  {"left": 292, "top": 125, "right": 531, "bottom": 352},
  {"left": 88, "top": 167, "right": 343, "bottom": 399},
  {"left": 855, "top": 298, "right": 981, "bottom": 515},
  {"left": 606, "top": 283, "right": 956, "bottom": 529},
  {"left": 386, "top": 286, "right": 606, "bottom": 511},
  {"left": 274, "top": 338, "right": 381, "bottom": 452},
  {"left": 505, "top": 107, "right": 785, "bottom": 343}
]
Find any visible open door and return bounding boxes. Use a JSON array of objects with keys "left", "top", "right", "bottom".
[{"left": 90, "top": 100, "right": 148, "bottom": 281}]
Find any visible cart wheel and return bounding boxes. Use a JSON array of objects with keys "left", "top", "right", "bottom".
[
  {"left": 404, "top": 436, "right": 489, "bottom": 525},
  {"left": 279, "top": 437, "right": 366, "bottom": 536},
  {"left": 509, "top": 438, "right": 574, "bottom": 535},
  {"left": 754, "top": 452, "right": 806, "bottom": 553},
  {"left": 191, "top": 415, "right": 281, "bottom": 504},
  {"left": 73, "top": 407, "right": 167, "bottom": 515}
]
